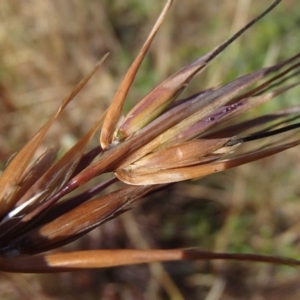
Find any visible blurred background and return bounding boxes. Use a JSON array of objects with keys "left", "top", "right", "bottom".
[{"left": 1, "top": 0, "right": 300, "bottom": 299}]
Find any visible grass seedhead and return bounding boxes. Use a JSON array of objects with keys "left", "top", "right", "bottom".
[{"left": 1, "top": 0, "right": 300, "bottom": 283}]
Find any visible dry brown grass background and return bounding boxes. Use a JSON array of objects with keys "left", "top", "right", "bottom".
[{"left": 1, "top": 0, "right": 300, "bottom": 299}]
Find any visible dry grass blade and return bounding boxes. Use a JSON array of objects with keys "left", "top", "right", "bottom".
[
  {"left": 207, "top": 106, "right": 300, "bottom": 139},
  {"left": 160, "top": 59, "right": 300, "bottom": 144},
  {"left": 116, "top": 140, "right": 300, "bottom": 184},
  {"left": 129, "top": 138, "right": 231, "bottom": 171},
  {"left": 7, "top": 149, "right": 58, "bottom": 208},
  {"left": 100, "top": 0, "right": 173, "bottom": 149},
  {"left": 115, "top": 53, "right": 216, "bottom": 141},
  {"left": 16, "top": 109, "right": 106, "bottom": 222},
  {"left": 159, "top": 82, "right": 300, "bottom": 148},
  {"left": 15, "top": 186, "right": 153, "bottom": 254},
  {"left": 0, "top": 54, "right": 109, "bottom": 219},
  {"left": 0, "top": 248, "right": 298, "bottom": 273}
]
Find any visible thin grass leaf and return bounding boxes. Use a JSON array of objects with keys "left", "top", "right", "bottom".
[
  {"left": 34, "top": 177, "right": 119, "bottom": 228},
  {"left": 116, "top": 140, "right": 300, "bottom": 184},
  {"left": 0, "top": 54, "right": 108, "bottom": 219},
  {"left": 130, "top": 138, "right": 231, "bottom": 171},
  {"left": 7, "top": 149, "right": 58, "bottom": 206},
  {"left": 228, "top": 59, "right": 300, "bottom": 102},
  {"left": 13, "top": 186, "right": 153, "bottom": 254},
  {"left": 0, "top": 248, "right": 298, "bottom": 273},
  {"left": 161, "top": 82, "right": 300, "bottom": 148},
  {"left": 207, "top": 105, "right": 300, "bottom": 139},
  {"left": 18, "top": 109, "right": 105, "bottom": 209},
  {"left": 100, "top": 0, "right": 173, "bottom": 149}
]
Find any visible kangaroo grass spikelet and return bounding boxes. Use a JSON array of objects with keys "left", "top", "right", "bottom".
[{"left": 1, "top": 0, "right": 300, "bottom": 276}]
